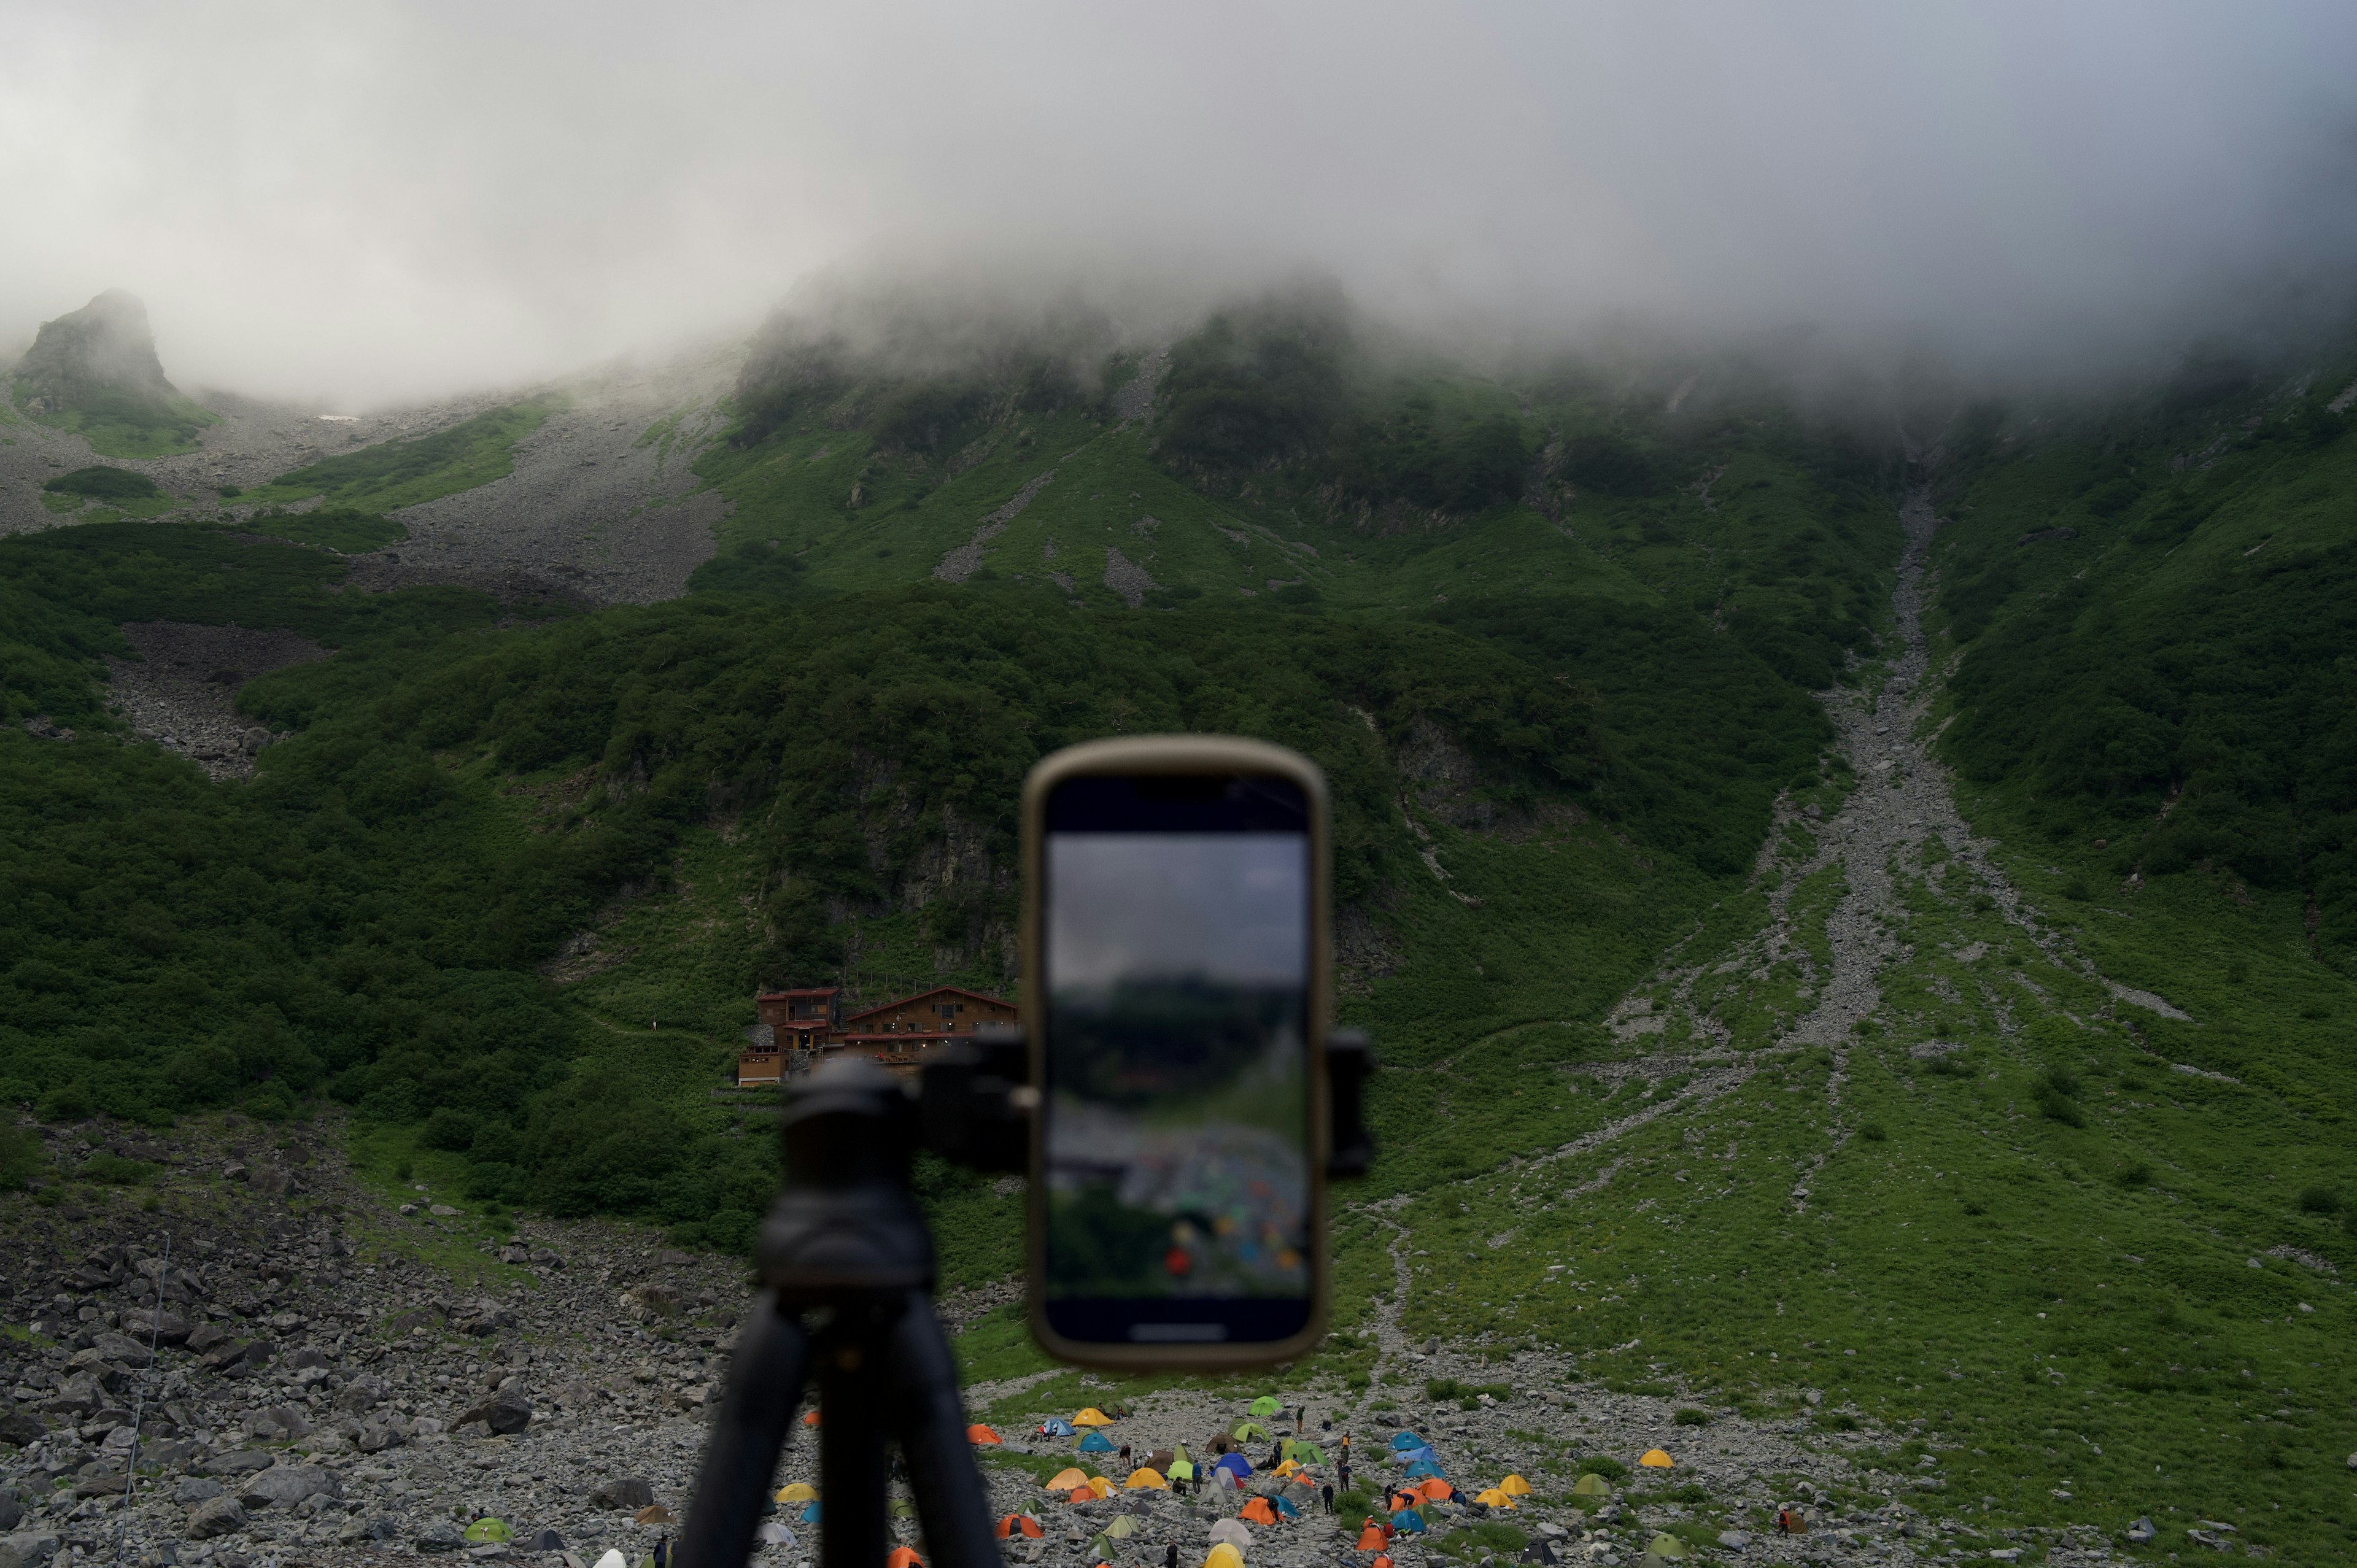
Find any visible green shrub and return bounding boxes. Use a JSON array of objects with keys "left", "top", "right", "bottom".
[
  {"left": 2296, "top": 1186, "right": 2340, "bottom": 1215},
  {"left": 0, "top": 1124, "right": 44, "bottom": 1189},
  {"left": 1576, "top": 1456, "right": 1628, "bottom": 1481},
  {"left": 1671, "top": 1408, "right": 1711, "bottom": 1426},
  {"left": 42, "top": 466, "right": 161, "bottom": 501},
  {"left": 1859, "top": 1122, "right": 1889, "bottom": 1142},
  {"left": 37, "top": 1082, "right": 94, "bottom": 1123},
  {"left": 421, "top": 1107, "right": 478, "bottom": 1151},
  {"left": 2117, "top": 1161, "right": 2154, "bottom": 1188},
  {"left": 80, "top": 1152, "right": 153, "bottom": 1185}
]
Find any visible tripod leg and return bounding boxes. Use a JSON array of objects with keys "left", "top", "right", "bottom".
[
  {"left": 676, "top": 1291, "right": 813, "bottom": 1568},
  {"left": 881, "top": 1291, "right": 1002, "bottom": 1568},
  {"left": 818, "top": 1310, "right": 896, "bottom": 1568}
]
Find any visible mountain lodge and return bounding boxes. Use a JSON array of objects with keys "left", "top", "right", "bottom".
[{"left": 738, "top": 984, "right": 1018, "bottom": 1083}]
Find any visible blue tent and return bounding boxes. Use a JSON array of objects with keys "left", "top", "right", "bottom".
[
  {"left": 1040, "top": 1418, "right": 1075, "bottom": 1438},
  {"left": 1392, "top": 1510, "right": 1427, "bottom": 1534},
  {"left": 1389, "top": 1432, "right": 1424, "bottom": 1451},
  {"left": 1078, "top": 1431, "right": 1116, "bottom": 1453},
  {"left": 799, "top": 1502, "right": 822, "bottom": 1525},
  {"left": 1403, "top": 1460, "right": 1444, "bottom": 1480},
  {"left": 1212, "top": 1453, "right": 1253, "bottom": 1479},
  {"left": 1273, "top": 1497, "right": 1301, "bottom": 1520}
]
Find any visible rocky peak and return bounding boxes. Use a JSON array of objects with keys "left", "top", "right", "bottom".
[{"left": 12, "top": 288, "right": 179, "bottom": 415}]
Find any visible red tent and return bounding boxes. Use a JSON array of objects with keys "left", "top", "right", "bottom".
[{"left": 996, "top": 1516, "right": 1043, "bottom": 1540}]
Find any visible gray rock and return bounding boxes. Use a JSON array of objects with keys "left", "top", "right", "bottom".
[
  {"left": 336, "top": 1376, "right": 389, "bottom": 1414},
  {"left": 0, "top": 1411, "right": 45, "bottom": 1447},
  {"left": 356, "top": 1421, "right": 405, "bottom": 1454},
  {"left": 238, "top": 1465, "right": 338, "bottom": 1509},
  {"left": 2125, "top": 1518, "right": 2156, "bottom": 1544},
  {"left": 459, "top": 1392, "right": 532, "bottom": 1436},
  {"left": 87, "top": 1332, "right": 154, "bottom": 1369},
  {"left": 260, "top": 1404, "right": 314, "bottom": 1439},
  {"left": 174, "top": 1477, "right": 225, "bottom": 1505},
  {"left": 0, "top": 1492, "right": 16, "bottom": 1533},
  {"left": 39, "top": 1373, "right": 101, "bottom": 1416},
  {"left": 185, "top": 1496, "right": 249, "bottom": 1539},
  {"left": 184, "top": 1323, "right": 228, "bottom": 1354},
  {"left": 285, "top": 1347, "right": 334, "bottom": 1370},
  {"left": 416, "top": 1520, "right": 467, "bottom": 1553},
  {"left": 198, "top": 1450, "right": 274, "bottom": 1478},
  {"left": 0, "top": 1530, "right": 61, "bottom": 1568},
  {"left": 1716, "top": 1531, "right": 1749, "bottom": 1550},
  {"left": 591, "top": 1478, "right": 654, "bottom": 1511}
]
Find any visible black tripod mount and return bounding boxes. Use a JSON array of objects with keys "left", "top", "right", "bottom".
[{"left": 676, "top": 1027, "right": 1374, "bottom": 1568}]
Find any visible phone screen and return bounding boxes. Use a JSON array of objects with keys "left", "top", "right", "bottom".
[{"left": 1039, "top": 773, "right": 1315, "bottom": 1347}]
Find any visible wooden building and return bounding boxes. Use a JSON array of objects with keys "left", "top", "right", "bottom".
[
  {"left": 739, "top": 983, "right": 1018, "bottom": 1081},
  {"left": 738, "top": 986, "right": 845, "bottom": 1086},
  {"left": 834, "top": 986, "right": 1020, "bottom": 1070}
]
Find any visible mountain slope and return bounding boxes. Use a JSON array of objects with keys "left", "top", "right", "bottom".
[{"left": 7, "top": 289, "right": 217, "bottom": 458}]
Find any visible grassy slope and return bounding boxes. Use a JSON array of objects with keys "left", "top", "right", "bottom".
[
  {"left": 238, "top": 399, "right": 562, "bottom": 511},
  {"left": 11, "top": 382, "right": 218, "bottom": 459}
]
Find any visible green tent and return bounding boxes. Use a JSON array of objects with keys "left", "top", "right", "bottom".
[
  {"left": 1248, "top": 1396, "right": 1283, "bottom": 1418},
  {"left": 1171, "top": 1443, "right": 1191, "bottom": 1466},
  {"left": 1572, "top": 1473, "right": 1612, "bottom": 1498},
  {"left": 1643, "top": 1532, "right": 1688, "bottom": 1563},
  {"left": 1105, "top": 1516, "right": 1139, "bottom": 1539},
  {"left": 1088, "top": 1534, "right": 1113, "bottom": 1563},
  {"left": 463, "top": 1520, "right": 513, "bottom": 1544},
  {"left": 1284, "top": 1440, "right": 1326, "bottom": 1465},
  {"left": 1233, "top": 1421, "right": 1271, "bottom": 1442},
  {"left": 1168, "top": 1460, "right": 1195, "bottom": 1481}
]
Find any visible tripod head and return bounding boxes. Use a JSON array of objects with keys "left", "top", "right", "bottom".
[{"left": 678, "top": 1028, "right": 1373, "bottom": 1568}]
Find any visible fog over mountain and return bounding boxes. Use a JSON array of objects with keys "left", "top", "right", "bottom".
[{"left": 5, "top": 0, "right": 2354, "bottom": 404}]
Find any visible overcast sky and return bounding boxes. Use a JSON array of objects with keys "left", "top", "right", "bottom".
[{"left": 4, "top": 1, "right": 2352, "bottom": 404}]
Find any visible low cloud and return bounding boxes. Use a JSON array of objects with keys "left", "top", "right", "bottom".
[{"left": 4, "top": 0, "right": 2352, "bottom": 404}]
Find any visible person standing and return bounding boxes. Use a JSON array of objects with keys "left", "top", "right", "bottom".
[
  {"left": 1164, "top": 1543, "right": 1178, "bottom": 1568},
  {"left": 1321, "top": 1483, "right": 1334, "bottom": 1516}
]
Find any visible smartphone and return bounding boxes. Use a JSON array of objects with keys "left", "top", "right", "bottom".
[{"left": 1022, "top": 736, "right": 1330, "bottom": 1368}]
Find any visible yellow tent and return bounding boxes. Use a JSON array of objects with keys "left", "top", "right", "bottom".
[
  {"left": 1476, "top": 1489, "right": 1515, "bottom": 1510},
  {"left": 1638, "top": 1450, "right": 1674, "bottom": 1469},
  {"left": 1272, "top": 1459, "right": 1299, "bottom": 1478},
  {"left": 1124, "top": 1469, "right": 1167, "bottom": 1491},
  {"left": 1571, "top": 1474, "right": 1612, "bottom": 1498},
  {"left": 775, "top": 1483, "right": 818, "bottom": 1504},
  {"left": 1498, "top": 1475, "right": 1532, "bottom": 1497},
  {"left": 1074, "top": 1408, "right": 1115, "bottom": 1427},
  {"left": 1204, "top": 1544, "right": 1245, "bottom": 1568},
  {"left": 1047, "top": 1469, "right": 1091, "bottom": 1491},
  {"left": 1086, "top": 1477, "right": 1115, "bottom": 1499}
]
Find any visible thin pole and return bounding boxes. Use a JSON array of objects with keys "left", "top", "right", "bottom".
[{"left": 117, "top": 1232, "right": 171, "bottom": 1568}]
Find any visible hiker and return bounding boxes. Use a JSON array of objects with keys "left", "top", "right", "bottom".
[
  {"left": 652, "top": 1535, "right": 670, "bottom": 1568},
  {"left": 1321, "top": 1483, "right": 1334, "bottom": 1516},
  {"left": 1296, "top": 1405, "right": 1306, "bottom": 1434},
  {"left": 1266, "top": 1437, "right": 1283, "bottom": 1472},
  {"left": 1776, "top": 1508, "right": 1802, "bottom": 1535},
  {"left": 1338, "top": 1459, "right": 1351, "bottom": 1493},
  {"left": 1164, "top": 1544, "right": 1178, "bottom": 1568},
  {"left": 1120, "top": 1443, "right": 1132, "bottom": 1467}
]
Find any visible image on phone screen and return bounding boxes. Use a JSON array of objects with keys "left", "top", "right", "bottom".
[{"left": 1040, "top": 773, "right": 1314, "bottom": 1347}]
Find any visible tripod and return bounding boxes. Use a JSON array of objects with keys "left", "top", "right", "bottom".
[{"left": 676, "top": 1029, "right": 1374, "bottom": 1568}]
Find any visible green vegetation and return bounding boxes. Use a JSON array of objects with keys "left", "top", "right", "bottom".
[
  {"left": 243, "top": 505, "right": 407, "bottom": 553},
  {"left": 239, "top": 399, "right": 562, "bottom": 511},
  {"left": 13, "top": 385, "right": 217, "bottom": 459},
  {"left": 43, "top": 466, "right": 161, "bottom": 501}
]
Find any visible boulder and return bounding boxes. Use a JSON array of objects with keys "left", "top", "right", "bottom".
[
  {"left": 87, "top": 1332, "right": 153, "bottom": 1369},
  {"left": 459, "top": 1392, "right": 533, "bottom": 1436},
  {"left": 198, "top": 1450, "right": 275, "bottom": 1478},
  {"left": 174, "top": 1477, "right": 226, "bottom": 1505},
  {"left": 336, "top": 1376, "right": 389, "bottom": 1414},
  {"left": 356, "top": 1422, "right": 404, "bottom": 1453},
  {"left": 40, "top": 1374, "right": 103, "bottom": 1417},
  {"left": 185, "top": 1496, "right": 249, "bottom": 1539},
  {"left": 0, "top": 1491, "right": 17, "bottom": 1532},
  {"left": 619, "top": 1285, "right": 682, "bottom": 1322},
  {"left": 0, "top": 1412, "right": 46, "bottom": 1448},
  {"left": 387, "top": 1308, "right": 444, "bottom": 1337},
  {"left": 591, "top": 1478, "right": 655, "bottom": 1511},
  {"left": 286, "top": 1347, "right": 334, "bottom": 1371},
  {"left": 0, "top": 1531, "right": 61, "bottom": 1568},
  {"left": 72, "top": 1470, "right": 128, "bottom": 1499},
  {"left": 238, "top": 1465, "right": 339, "bottom": 1510},
  {"left": 260, "top": 1405, "right": 314, "bottom": 1439},
  {"left": 120, "top": 1310, "right": 190, "bottom": 1345},
  {"left": 411, "top": 1417, "right": 446, "bottom": 1437},
  {"left": 184, "top": 1323, "right": 228, "bottom": 1354},
  {"left": 2125, "top": 1518, "right": 2156, "bottom": 1545},
  {"left": 416, "top": 1520, "right": 467, "bottom": 1554}
]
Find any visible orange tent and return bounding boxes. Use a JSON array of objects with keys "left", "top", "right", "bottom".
[
  {"left": 1418, "top": 1480, "right": 1453, "bottom": 1504},
  {"left": 886, "top": 1550, "right": 923, "bottom": 1568},
  {"left": 1066, "top": 1488, "right": 1094, "bottom": 1505},
  {"left": 1355, "top": 1527, "right": 1390, "bottom": 1551},
  {"left": 1047, "top": 1469, "right": 1091, "bottom": 1492},
  {"left": 1638, "top": 1450, "right": 1674, "bottom": 1469},
  {"left": 802, "top": 1411, "right": 821, "bottom": 1427},
  {"left": 1239, "top": 1498, "right": 1276, "bottom": 1526},
  {"left": 1372, "top": 1558, "right": 1393, "bottom": 1568},
  {"left": 996, "top": 1517, "right": 1044, "bottom": 1540},
  {"left": 1388, "top": 1492, "right": 1420, "bottom": 1513},
  {"left": 968, "top": 1424, "right": 1002, "bottom": 1445}
]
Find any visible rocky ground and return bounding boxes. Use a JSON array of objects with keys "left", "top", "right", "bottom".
[
  {"left": 2, "top": 340, "right": 740, "bottom": 606},
  {"left": 93, "top": 623, "right": 327, "bottom": 781}
]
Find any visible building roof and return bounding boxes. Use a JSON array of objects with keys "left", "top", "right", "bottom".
[
  {"left": 756, "top": 986, "right": 842, "bottom": 1000},
  {"left": 841, "top": 985, "right": 1017, "bottom": 1025}
]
